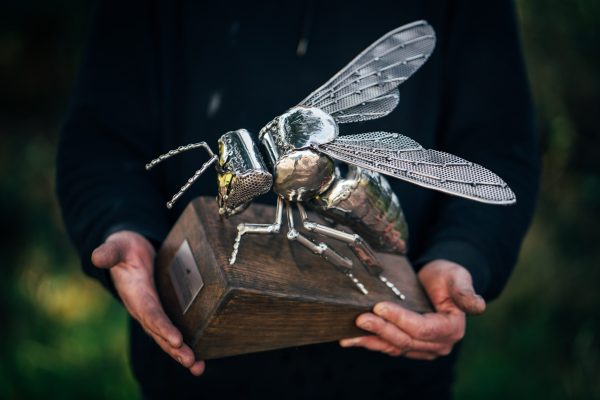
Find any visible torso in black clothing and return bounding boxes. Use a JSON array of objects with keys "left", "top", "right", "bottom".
[
  {"left": 135, "top": 2, "right": 455, "bottom": 398},
  {"left": 58, "top": 0, "right": 538, "bottom": 398}
]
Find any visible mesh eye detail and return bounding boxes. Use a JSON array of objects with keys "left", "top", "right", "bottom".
[{"left": 219, "top": 171, "right": 273, "bottom": 216}]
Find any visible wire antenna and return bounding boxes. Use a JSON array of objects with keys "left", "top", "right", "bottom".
[
  {"left": 166, "top": 154, "right": 218, "bottom": 209},
  {"left": 145, "top": 142, "right": 215, "bottom": 170},
  {"left": 144, "top": 141, "right": 218, "bottom": 209}
]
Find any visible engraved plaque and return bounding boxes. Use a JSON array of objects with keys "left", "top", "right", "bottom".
[{"left": 168, "top": 240, "right": 204, "bottom": 314}]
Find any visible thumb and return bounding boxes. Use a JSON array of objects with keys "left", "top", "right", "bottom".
[
  {"left": 91, "top": 239, "right": 128, "bottom": 269},
  {"left": 449, "top": 273, "right": 486, "bottom": 315}
]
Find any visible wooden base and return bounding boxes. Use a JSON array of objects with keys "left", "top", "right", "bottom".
[{"left": 156, "top": 197, "right": 431, "bottom": 360}]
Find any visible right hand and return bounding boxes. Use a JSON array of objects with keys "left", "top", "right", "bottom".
[{"left": 91, "top": 230, "right": 205, "bottom": 376}]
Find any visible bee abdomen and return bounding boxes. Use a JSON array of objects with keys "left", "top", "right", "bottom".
[{"left": 310, "top": 166, "right": 408, "bottom": 254}]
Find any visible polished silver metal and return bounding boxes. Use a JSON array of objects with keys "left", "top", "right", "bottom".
[
  {"left": 260, "top": 107, "right": 338, "bottom": 201},
  {"left": 217, "top": 129, "right": 273, "bottom": 216},
  {"left": 310, "top": 165, "right": 409, "bottom": 254},
  {"left": 145, "top": 141, "right": 215, "bottom": 170},
  {"left": 296, "top": 202, "right": 382, "bottom": 275},
  {"left": 272, "top": 148, "right": 336, "bottom": 201},
  {"left": 299, "top": 20, "right": 435, "bottom": 122},
  {"left": 297, "top": 203, "right": 405, "bottom": 300},
  {"left": 229, "top": 196, "right": 284, "bottom": 264},
  {"left": 147, "top": 20, "right": 516, "bottom": 299},
  {"left": 318, "top": 132, "right": 516, "bottom": 204},
  {"left": 284, "top": 201, "right": 368, "bottom": 295},
  {"left": 146, "top": 141, "right": 219, "bottom": 209}
]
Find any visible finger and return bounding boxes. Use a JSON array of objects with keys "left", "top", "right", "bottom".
[
  {"left": 91, "top": 240, "right": 126, "bottom": 269},
  {"left": 340, "top": 335, "right": 402, "bottom": 356},
  {"left": 404, "top": 351, "right": 439, "bottom": 361},
  {"left": 152, "top": 332, "right": 197, "bottom": 368},
  {"left": 133, "top": 291, "right": 184, "bottom": 348},
  {"left": 355, "top": 313, "right": 451, "bottom": 354},
  {"left": 189, "top": 360, "right": 206, "bottom": 376},
  {"left": 449, "top": 276, "right": 486, "bottom": 315},
  {"left": 373, "top": 302, "right": 462, "bottom": 342},
  {"left": 146, "top": 308, "right": 184, "bottom": 348}
]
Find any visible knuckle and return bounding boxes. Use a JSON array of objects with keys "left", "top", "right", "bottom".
[
  {"left": 417, "top": 324, "right": 435, "bottom": 339},
  {"left": 393, "top": 334, "right": 412, "bottom": 350}
]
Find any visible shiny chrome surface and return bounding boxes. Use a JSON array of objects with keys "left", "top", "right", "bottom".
[
  {"left": 310, "top": 165, "right": 408, "bottom": 254},
  {"left": 145, "top": 141, "right": 218, "bottom": 209},
  {"left": 272, "top": 149, "right": 335, "bottom": 201},
  {"left": 299, "top": 20, "right": 435, "bottom": 123},
  {"left": 318, "top": 131, "right": 516, "bottom": 205},
  {"left": 259, "top": 106, "right": 338, "bottom": 165},
  {"left": 217, "top": 129, "right": 273, "bottom": 216},
  {"left": 147, "top": 20, "right": 515, "bottom": 299},
  {"left": 277, "top": 106, "right": 338, "bottom": 148}
]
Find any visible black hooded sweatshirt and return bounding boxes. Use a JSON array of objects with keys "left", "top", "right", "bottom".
[{"left": 57, "top": 0, "right": 539, "bottom": 398}]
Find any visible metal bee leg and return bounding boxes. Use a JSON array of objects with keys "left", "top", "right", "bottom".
[
  {"left": 296, "top": 203, "right": 405, "bottom": 300},
  {"left": 285, "top": 201, "right": 368, "bottom": 295},
  {"left": 229, "top": 197, "right": 284, "bottom": 265}
]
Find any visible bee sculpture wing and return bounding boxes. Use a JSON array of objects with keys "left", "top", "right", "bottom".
[
  {"left": 298, "top": 20, "right": 435, "bottom": 124},
  {"left": 318, "top": 132, "right": 516, "bottom": 205}
]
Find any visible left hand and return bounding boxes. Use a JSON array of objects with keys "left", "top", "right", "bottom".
[{"left": 340, "top": 259, "right": 486, "bottom": 360}]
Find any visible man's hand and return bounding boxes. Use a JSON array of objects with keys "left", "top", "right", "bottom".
[
  {"left": 340, "top": 259, "right": 486, "bottom": 360},
  {"left": 91, "top": 230, "right": 205, "bottom": 376}
]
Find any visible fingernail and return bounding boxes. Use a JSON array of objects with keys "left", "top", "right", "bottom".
[
  {"left": 341, "top": 338, "right": 358, "bottom": 347},
  {"left": 177, "top": 356, "right": 183, "bottom": 364},
  {"left": 374, "top": 304, "right": 388, "bottom": 315},
  {"left": 358, "top": 320, "right": 372, "bottom": 330}
]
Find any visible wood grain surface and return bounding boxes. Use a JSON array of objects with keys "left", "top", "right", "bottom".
[{"left": 157, "top": 197, "right": 432, "bottom": 360}]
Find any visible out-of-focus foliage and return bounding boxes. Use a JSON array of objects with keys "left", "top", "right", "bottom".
[
  {"left": 455, "top": 1, "right": 600, "bottom": 399},
  {"left": 0, "top": 2, "right": 137, "bottom": 399},
  {"left": 0, "top": 1, "right": 598, "bottom": 399}
]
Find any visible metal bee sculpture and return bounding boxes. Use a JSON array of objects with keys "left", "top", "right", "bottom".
[{"left": 146, "top": 21, "right": 515, "bottom": 300}]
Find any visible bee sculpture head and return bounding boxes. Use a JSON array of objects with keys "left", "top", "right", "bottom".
[{"left": 216, "top": 129, "right": 273, "bottom": 217}]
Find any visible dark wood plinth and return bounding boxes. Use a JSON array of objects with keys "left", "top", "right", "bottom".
[{"left": 156, "top": 197, "right": 431, "bottom": 360}]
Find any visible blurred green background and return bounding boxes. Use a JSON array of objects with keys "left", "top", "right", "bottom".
[{"left": 1, "top": 1, "right": 598, "bottom": 399}]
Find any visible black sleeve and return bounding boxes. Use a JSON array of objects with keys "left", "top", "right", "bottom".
[
  {"left": 56, "top": 0, "right": 170, "bottom": 293},
  {"left": 413, "top": 0, "right": 540, "bottom": 300}
]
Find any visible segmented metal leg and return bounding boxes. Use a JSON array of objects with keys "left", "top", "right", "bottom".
[
  {"left": 285, "top": 201, "right": 368, "bottom": 295},
  {"left": 229, "top": 197, "right": 284, "bottom": 264},
  {"left": 297, "top": 203, "right": 405, "bottom": 300}
]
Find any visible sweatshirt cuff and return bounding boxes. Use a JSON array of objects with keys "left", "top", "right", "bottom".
[{"left": 412, "top": 240, "right": 492, "bottom": 297}]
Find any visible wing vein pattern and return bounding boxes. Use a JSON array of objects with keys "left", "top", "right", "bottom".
[
  {"left": 318, "top": 132, "right": 516, "bottom": 204},
  {"left": 299, "top": 21, "right": 435, "bottom": 123}
]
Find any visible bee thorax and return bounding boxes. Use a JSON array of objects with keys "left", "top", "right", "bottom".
[
  {"left": 259, "top": 106, "right": 339, "bottom": 201},
  {"left": 272, "top": 149, "right": 335, "bottom": 201}
]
